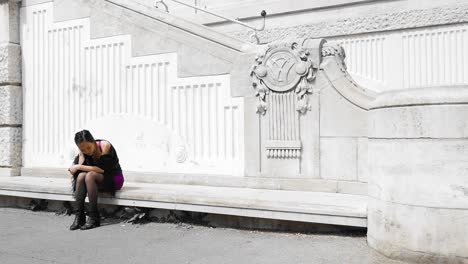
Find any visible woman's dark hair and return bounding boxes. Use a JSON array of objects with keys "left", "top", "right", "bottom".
[{"left": 74, "top": 130, "right": 95, "bottom": 146}]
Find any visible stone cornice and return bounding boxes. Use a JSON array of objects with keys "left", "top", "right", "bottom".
[{"left": 233, "top": 3, "right": 468, "bottom": 43}]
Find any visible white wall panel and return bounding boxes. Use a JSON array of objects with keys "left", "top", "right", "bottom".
[
  {"left": 401, "top": 26, "right": 467, "bottom": 89},
  {"left": 20, "top": 3, "right": 244, "bottom": 175},
  {"left": 329, "top": 23, "right": 468, "bottom": 92}
]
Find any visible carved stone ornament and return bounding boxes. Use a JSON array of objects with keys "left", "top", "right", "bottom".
[
  {"left": 175, "top": 145, "right": 188, "bottom": 163},
  {"left": 322, "top": 43, "right": 347, "bottom": 71},
  {"left": 250, "top": 41, "right": 319, "bottom": 114},
  {"left": 321, "top": 43, "right": 361, "bottom": 87}
]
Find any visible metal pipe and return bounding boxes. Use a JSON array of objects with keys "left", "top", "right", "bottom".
[{"left": 170, "top": 0, "right": 266, "bottom": 32}]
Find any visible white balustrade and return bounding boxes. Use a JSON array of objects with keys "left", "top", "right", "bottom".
[
  {"left": 20, "top": 3, "right": 244, "bottom": 175},
  {"left": 328, "top": 23, "right": 468, "bottom": 92}
]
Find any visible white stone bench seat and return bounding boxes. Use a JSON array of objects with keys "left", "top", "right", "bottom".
[{"left": 0, "top": 176, "right": 368, "bottom": 227}]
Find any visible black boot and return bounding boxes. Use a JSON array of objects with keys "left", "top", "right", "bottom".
[
  {"left": 71, "top": 182, "right": 87, "bottom": 230},
  {"left": 69, "top": 210, "right": 86, "bottom": 230},
  {"left": 80, "top": 211, "right": 101, "bottom": 230}
]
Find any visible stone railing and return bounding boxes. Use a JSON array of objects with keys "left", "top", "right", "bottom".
[
  {"left": 19, "top": 0, "right": 256, "bottom": 176},
  {"left": 328, "top": 24, "right": 468, "bottom": 92}
]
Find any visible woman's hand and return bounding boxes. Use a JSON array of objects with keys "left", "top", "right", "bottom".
[{"left": 68, "top": 165, "right": 80, "bottom": 175}]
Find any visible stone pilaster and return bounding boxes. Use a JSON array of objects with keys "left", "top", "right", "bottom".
[{"left": 0, "top": 0, "right": 22, "bottom": 176}]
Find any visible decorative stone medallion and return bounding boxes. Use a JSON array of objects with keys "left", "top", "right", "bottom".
[
  {"left": 251, "top": 40, "right": 319, "bottom": 114},
  {"left": 255, "top": 48, "right": 303, "bottom": 92}
]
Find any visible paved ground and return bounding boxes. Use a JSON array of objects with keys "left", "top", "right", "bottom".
[{"left": 0, "top": 207, "right": 406, "bottom": 264}]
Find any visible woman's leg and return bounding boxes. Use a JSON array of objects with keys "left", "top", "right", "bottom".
[
  {"left": 81, "top": 171, "right": 104, "bottom": 230},
  {"left": 84, "top": 171, "right": 104, "bottom": 211},
  {"left": 74, "top": 172, "right": 87, "bottom": 209},
  {"left": 70, "top": 172, "right": 87, "bottom": 230}
]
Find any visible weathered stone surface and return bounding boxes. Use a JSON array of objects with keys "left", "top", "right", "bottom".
[
  {"left": 243, "top": 96, "right": 260, "bottom": 176},
  {"left": 337, "top": 181, "right": 367, "bottom": 195},
  {"left": 0, "top": 1, "right": 21, "bottom": 177},
  {"left": 370, "top": 104, "right": 468, "bottom": 139},
  {"left": 369, "top": 87, "right": 468, "bottom": 139},
  {"left": 0, "top": 1, "right": 10, "bottom": 43},
  {"left": 0, "top": 0, "right": 20, "bottom": 44},
  {"left": 300, "top": 92, "right": 320, "bottom": 178},
  {"left": 0, "top": 85, "right": 22, "bottom": 125},
  {"left": 21, "top": 0, "right": 50, "bottom": 7},
  {"left": 0, "top": 167, "right": 20, "bottom": 176},
  {"left": 368, "top": 138, "right": 468, "bottom": 209},
  {"left": 54, "top": 0, "right": 90, "bottom": 22},
  {"left": 368, "top": 86, "right": 468, "bottom": 261},
  {"left": 320, "top": 56, "right": 377, "bottom": 110},
  {"left": 0, "top": 127, "right": 22, "bottom": 167},
  {"left": 319, "top": 84, "right": 368, "bottom": 137},
  {"left": 370, "top": 86, "right": 468, "bottom": 108},
  {"left": 20, "top": 166, "right": 351, "bottom": 194},
  {"left": 233, "top": 3, "right": 468, "bottom": 42},
  {"left": 320, "top": 137, "right": 357, "bottom": 181},
  {"left": 368, "top": 198, "right": 468, "bottom": 261},
  {"left": 357, "top": 137, "right": 369, "bottom": 183},
  {"left": 0, "top": 43, "right": 21, "bottom": 84}
]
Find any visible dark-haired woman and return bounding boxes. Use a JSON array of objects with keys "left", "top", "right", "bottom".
[{"left": 68, "top": 130, "right": 124, "bottom": 230}]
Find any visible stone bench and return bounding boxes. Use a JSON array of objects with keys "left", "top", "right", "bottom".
[{"left": 0, "top": 176, "right": 368, "bottom": 227}]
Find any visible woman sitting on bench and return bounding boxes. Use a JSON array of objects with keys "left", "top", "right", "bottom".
[{"left": 68, "top": 129, "right": 124, "bottom": 230}]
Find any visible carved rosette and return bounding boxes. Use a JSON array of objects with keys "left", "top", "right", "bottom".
[{"left": 250, "top": 41, "right": 319, "bottom": 114}]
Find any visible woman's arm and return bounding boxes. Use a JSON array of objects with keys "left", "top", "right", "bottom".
[
  {"left": 69, "top": 152, "right": 104, "bottom": 175},
  {"left": 69, "top": 152, "right": 86, "bottom": 175},
  {"left": 78, "top": 152, "right": 84, "bottom": 165},
  {"left": 74, "top": 164, "right": 104, "bottom": 174},
  {"left": 71, "top": 141, "right": 112, "bottom": 174}
]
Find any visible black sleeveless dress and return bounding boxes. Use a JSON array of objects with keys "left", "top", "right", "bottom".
[{"left": 72, "top": 140, "right": 122, "bottom": 197}]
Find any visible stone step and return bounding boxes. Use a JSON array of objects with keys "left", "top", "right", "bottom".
[
  {"left": 0, "top": 176, "right": 368, "bottom": 227},
  {"left": 20, "top": 168, "right": 368, "bottom": 195}
]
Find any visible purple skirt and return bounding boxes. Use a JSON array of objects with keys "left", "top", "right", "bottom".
[{"left": 114, "top": 173, "right": 124, "bottom": 190}]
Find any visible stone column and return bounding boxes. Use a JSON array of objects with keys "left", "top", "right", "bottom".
[
  {"left": 367, "top": 87, "right": 468, "bottom": 262},
  {"left": 0, "top": 0, "right": 22, "bottom": 176}
]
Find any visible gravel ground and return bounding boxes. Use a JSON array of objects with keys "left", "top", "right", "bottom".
[{"left": 0, "top": 207, "right": 407, "bottom": 264}]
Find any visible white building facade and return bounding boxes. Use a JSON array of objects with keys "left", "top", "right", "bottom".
[{"left": 1, "top": 0, "right": 467, "bottom": 262}]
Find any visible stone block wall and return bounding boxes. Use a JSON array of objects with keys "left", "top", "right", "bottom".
[
  {"left": 367, "top": 87, "right": 468, "bottom": 262},
  {"left": 0, "top": 0, "right": 22, "bottom": 176}
]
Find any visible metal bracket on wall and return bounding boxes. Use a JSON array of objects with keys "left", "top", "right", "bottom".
[
  {"left": 155, "top": 0, "right": 169, "bottom": 13},
  {"left": 154, "top": 0, "right": 267, "bottom": 44}
]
